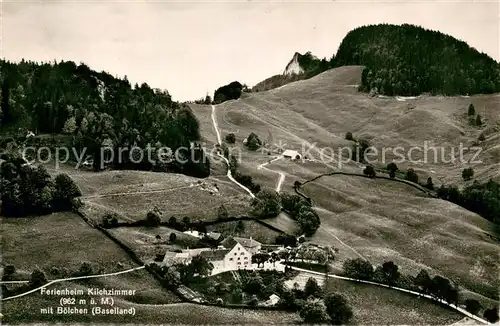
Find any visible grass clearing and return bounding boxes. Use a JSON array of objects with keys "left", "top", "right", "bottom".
[
  {"left": 1, "top": 212, "right": 181, "bottom": 322},
  {"left": 207, "top": 220, "right": 281, "bottom": 244},
  {"left": 303, "top": 175, "right": 499, "bottom": 300},
  {"left": 191, "top": 66, "right": 500, "bottom": 304},
  {"left": 324, "top": 276, "right": 463, "bottom": 325}
]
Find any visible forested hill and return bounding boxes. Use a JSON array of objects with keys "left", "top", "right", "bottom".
[
  {"left": 0, "top": 59, "right": 210, "bottom": 177},
  {"left": 333, "top": 24, "right": 500, "bottom": 96}
]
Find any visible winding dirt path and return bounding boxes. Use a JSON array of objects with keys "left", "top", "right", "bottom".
[
  {"left": 258, "top": 156, "right": 285, "bottom": 192},
  {"left": 211, "top": 105, "right": 255, "bottom": 198}
]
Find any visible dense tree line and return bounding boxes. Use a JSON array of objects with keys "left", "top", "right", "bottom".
[
  {"left": 0, "top": 59, "right": 210, "bottom": 178},
  {"left": 343, "top": 259, "right": 460, "bottom": 305},
  {"left": 280, "top": 192, "right": 321, "bottom": 236},
  {"left": 334, "top": 24, "right": 500, "bottom": 96},
  {"left": 437, "top": 179, "right": 500, "bottom": 227},
  {"left": 251, "top": 188, "right": 281, "bottom": 218},
  {"left": 213, "top": 81, "right": 243, "bottom": 104},
  {"left": 0, "top": 156, "right": 82, "bottom": 217}
]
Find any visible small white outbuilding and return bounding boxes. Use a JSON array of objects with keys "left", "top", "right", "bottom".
[{"left": 283, "top": 149, "right": 302, "bottom": 160}]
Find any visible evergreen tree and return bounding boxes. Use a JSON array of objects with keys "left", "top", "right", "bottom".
[{"left": 468, "top": 104, "right": 475, "bottom": 116}]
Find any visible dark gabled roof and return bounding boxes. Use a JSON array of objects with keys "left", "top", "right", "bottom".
[
  {"left": 220, "top": 237, "right": 238, "bottom": 249},
  {"left": 198, "top": 249, "right": 230, "bottom": 261},
  {"left": 221, "top": 236, "right": 261, "bottom": 250}
]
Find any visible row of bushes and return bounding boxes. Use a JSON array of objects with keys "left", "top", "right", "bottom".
[
  {"left": 341, "top": 258, "right": 499, "bottom": 322},
  {"left": 1, "top": 261, "right": 100, "bottom": 299},
  {"left": 279, "top": 276, "right": 354, "bottom": 324}
]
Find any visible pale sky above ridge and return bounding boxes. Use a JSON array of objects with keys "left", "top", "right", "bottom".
[{"left": 2, "top": 0, "right": 499, "bottom": 101}]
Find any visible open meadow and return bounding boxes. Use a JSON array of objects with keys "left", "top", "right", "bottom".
[{"left": 190, "top": 66, "right": 500, "bottom": 304}]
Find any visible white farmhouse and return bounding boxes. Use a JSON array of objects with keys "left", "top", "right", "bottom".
[
  {"left": 162, "top": 236, "right": 262, "bottom": 275},
  {"left": 200, "top": 237, "right": 256, "bottom": 274},
  {"left": 282, "top": 149, "right": 302, "bottom": 160}
]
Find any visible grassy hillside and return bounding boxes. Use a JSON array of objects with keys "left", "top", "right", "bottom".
[
  {"left": 334, "top": 24, "right": 500, "bottom": 96},
  {"left": 1, "top": 212, "right": 181, "bottom": 319},
  {"left": 323, "top": 277, "right": 462, "bottom": 324},
  {"left": 192, "top": 66, "right": 500, "bottom": 302}
]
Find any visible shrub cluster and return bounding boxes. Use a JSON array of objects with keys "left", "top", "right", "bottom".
[
  {"left": 0, "top": 158, "right": 82, "bottom": 217},
  {"left": 280, "top": 193, "right": 320, "bottom": 236},
  {"left": 233, "top": 172, "right": 261, "bottom": 193}
]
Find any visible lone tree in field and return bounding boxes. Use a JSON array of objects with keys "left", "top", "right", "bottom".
[
  {"left": 204, "top": 94, "right": 212, "bottom": 105},
  {"left": 414, "top": 269, "right": 432, "bottom": 293},
  {"left": 217, "top": 204, "right": 229, "bottom": 220},
  {"left": 345, "top": 132, "right": 354, "bottom": 141},
  {"left": 293, "top": 180, "right": 302, "bottom": 189},
  {"left": 387, "top": 162, "right": 398, "bottom": 178},
  {"left": 484, "top": 307, "right": 499, "bottom": 323},
  {"left": 462, "top": 168, "right": 474, "bottom": 181},
  {"left": 464, "top": 299, "right": 482, "bottom": 315},
  {"left": 425, "top": 177, "right": 434, "bottom": 190},
  {"left": 225, "top": 133, "right": 236, "bottom": 144},
  {"left": 468, "top": 103, "right": 475, "bottom": 116},
  {"left": 30, "top": 268, "right": 48, "bottom": 287},
  {"left": 52, "top": 173, "right": 82, "bottom": 211},
  {"left": 304, "top": 277, "right": 322, "bottom": 298},
  {"left": 236, "top": 219, "right": 245, "bottom": 233},
  {"left": 324, "top": 293, "right": 353, "bottom": 325},
  {"left": 363, "top": 165, "right": 376, "bottom": 178},
  {"left": 169, "top": 232, "right": 177, "bottom": 242},
  {"left": 405, "top": 168, "right": 419, "bottom": 183},
  {"left": 168, "top": 216, "right": 178, "bottom": 226},
  {"left": 79, "top": 261, "right": 93, "bottom": 276},
  {"left": 102, "top": 213, "right": 119, "bottom": 228},
  {"left": 475, "top": 114, "right": 483, "bottom": 126},
  {"left": 299, "top": 301, "right": 329, "bottom": 324},
  {"left": 146, "top": 210, "right": 162, "bottom": 227},
  {"left": 478, "top": 133, "right": 486, "bottom": 141},
  {"left": 245, "top": 132, "right": 262, "bottom": 151},
  {"left": 343, "top": 258, "right": 374, "bottom": 280},
  {"left": 377, "top": 261, "right": 400, "bottom": 285}
]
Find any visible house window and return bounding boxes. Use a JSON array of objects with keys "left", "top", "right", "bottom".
[
  {"left": 234, "top": 253, "right": 237, "bottom": 255},
  {"left": 237, "top": 247, "right": 240, "bottom": 250},
  {"left": 244, "top": 257, "right": 248, "bottom": 260},
  {"left": 229, "top": 258, "right": 233, "bottom": 261},
  {"left": 237, "top": 262, "right": 241, "bottom": 265},
  {"left": 238, "top": 257, "right": 240, "bottom": 261},
  {"left": 244, "top": 262, "right": 248, "bottom": 265},
  {"left": 240, "top": 252, "right": 244, "bottom": 255}
]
